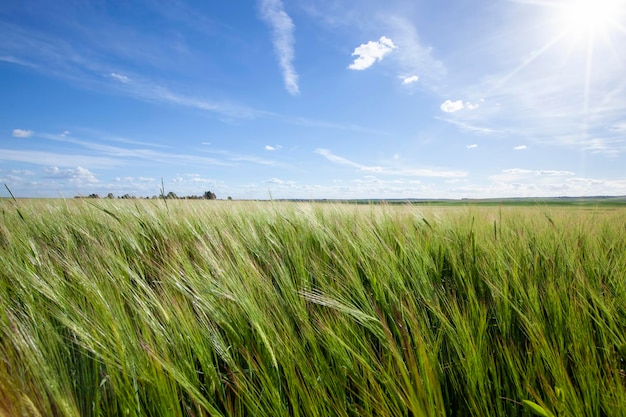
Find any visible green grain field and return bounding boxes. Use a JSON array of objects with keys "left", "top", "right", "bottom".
[{"left": 1, "top": 199, "right": 625, "bottom": 416}]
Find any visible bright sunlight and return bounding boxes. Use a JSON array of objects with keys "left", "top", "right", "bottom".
[{"left": 559, "top": 0, "right": 625, "bottom": 38}]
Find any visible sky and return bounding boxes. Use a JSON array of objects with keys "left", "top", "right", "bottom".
[{"left": 1, "top": 0, "right": 626, "bottom": 199}]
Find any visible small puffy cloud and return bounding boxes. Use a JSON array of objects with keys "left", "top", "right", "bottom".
[
  {"left": 401, "top": 75, "right": 419, "bottom": 85},
  {"left": 466, "top": 144, "right": 478, "bottom": 149},
  {"left": 440, "top": 100, "right": 480, "bottom": 113},
  {"left": 440, "top": 100, "right": 465, "bottom": 113},
  {"left": 13, "top": 129, "right": 33, "bottom": 138},
  {"left": 190, "top": 176, "right": 218, "bottom": 184},
  {"left": 259, "top": 0, "right": 299, "bottom": 95},
  {"left": 110, "top": 73, "right": 130, "bottom": 83},
  {"left": 514, "top": 145, "right": 527, "bottom": 150},
  {"left": 265, "top": 144, "right": 282, "bottom": 151},
  {"left": 348, "top": 36, "right": 397, "bottom": 70}
]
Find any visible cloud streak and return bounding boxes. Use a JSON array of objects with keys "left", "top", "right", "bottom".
[
  {"left": 259, "top": 0, "right": 299, "bottom": 95},
  {"left": 315, "top": 148, "right": 466, "bottom": 178}
]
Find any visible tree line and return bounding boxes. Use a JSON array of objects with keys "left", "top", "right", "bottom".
[{"left": 76, "top": 191, "right": 219, "bottom": 200}]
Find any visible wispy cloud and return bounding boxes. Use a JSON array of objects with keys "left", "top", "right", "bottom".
[
  {"left": 36, "top": 131, "right": 230, "bottom": 167},
  {"left": 514, "top": 145, "right": 527, "bottom": 150},
  {"left": 348, "top": 36, "right": 397, "bottom": 70},
  {"left": 315, "top": 148, "right": 466, "bottom": 177},
  {"left": 436, "top": 117, "right": 500, "bottom": 135},
  {"left": 0, "top": 149, "right": 123, "bottom": 168},
  {"left": 258, "top": 0, "right": 299, "bottom": 95},
  {"left": 0, "top": 22, "right": 264, "bottom": 119},
  {"left": 12, "top": 129, "right": 34, "bottom": 138},
  {"left": 265, "top": 144, "right": 282, "bottom": 151},
  {"left": 110, "top": 72, "right": 130, "bottom": 83},
  {"left": 489, "top": 168, "right": 575, "bottom": 182},
  {"left": 0, "top": 55, "right": 37, "bottom": 68},
  {"left": 466, "top": 144, "right": 478, "bottom": 149}
]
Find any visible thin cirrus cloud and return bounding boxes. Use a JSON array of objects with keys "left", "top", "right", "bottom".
[
  {"left": 348, "top": 36, "right": 397, "bottom": 70},
  {"left": 514, "top": 145, "right": 527, "bottom": 150},
  {"left": 258, "top": 0, "right": 299, "bottom": 95},
  {"left": 315, "top": 148, "right": 466, "bottom": 178},
  {"left": 264, "top": 145, "right": 282, "bottom": 151},
  {"left": 110, "top": 72, "right": 130, "bottom": 83},
  {"left": 466, "top": 144, "right": 478, "bottom": 149},
  {"left": 12, "top": 129, "right": 34, "bottom": 138}
]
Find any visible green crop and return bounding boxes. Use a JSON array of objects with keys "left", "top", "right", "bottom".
[{"left": 1, "top": 199, "right": 625, "bottom": 416}]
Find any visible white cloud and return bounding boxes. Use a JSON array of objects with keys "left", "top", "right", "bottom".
[
  {"left": 115, "top": 176, "right": 154, "bottom": 183},
  {"left": 110, "top": 72, "right": 130, "bottom": 83},
  {"left": 0, "top": 55, "right": 37, "bottom": 68},
  {"left": 401, "top": 75, "right": 419, "bottom": 85},
  {"left": 440, "top": 100, "right": 465, "bottom": 113},
  {"left": 315, "top": 148, "right": 466, "bottom": 178},
  {"left": 9, "top": 169, "right": 34, "bottom": 175},
  {"left": 12, "top": 129, "right": 33, "bottom": 138},
  {"left": 0, "top": 149, "right": 120, "bottom": 168},
  {"left": 267, "top": 178, "right": 284, "bottom": 184},
  {"left": 440, "top": 100, "right": 480, "bottom": 113},
  {"left": 259, "top": 0, "right": 299, "bottom": 95},
  {"left": 466, "top": 144, "right": 478, "bottom": 149},
  {"left": 490, "top": 168, "right": 576, "bottom": 182},
  {"left": 44, "top": 166, "right": 98, "bottom": 184},
  {"left": 348, "top": 36, "right": 397, "bottom": 70},
  {"left": 437, "top": 117, "right": 500, "bottom": 135},
  {"left": 514, "top": 145, "right": 527, "bottom": 150},
  {"left": 265, "top": 144, "right": 282, "bottom": 151}
]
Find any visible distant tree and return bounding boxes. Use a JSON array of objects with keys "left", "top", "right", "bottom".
[
  {"left": 119, "top": 194, "right": 135, "bottom": 199},
  {"left": 203, "top": 191, "right": 217, "bottom": 200},
  {"left": 106, "top": 193, "right": 115, "bottom": 199},
  {"left": 88, "top": 193, "right": 100, "bottom": 199},
  {"left": 227, "top": 196, "right": 232, "bottom": 200},
  {"left": 166, "top": 191, "right": 178, "bottom": 199}
]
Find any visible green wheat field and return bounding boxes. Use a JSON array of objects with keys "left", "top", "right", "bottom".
[{"left": 1, "top": 199, "right": 625, "bottom": 416}]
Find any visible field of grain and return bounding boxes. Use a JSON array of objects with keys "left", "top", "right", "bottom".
[{"left": 1, "top": 199, "right": 625, "bottom": 416}]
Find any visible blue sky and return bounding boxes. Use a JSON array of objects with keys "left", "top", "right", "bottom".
[{"left": 1, "top": 0, "right": 625, "bottom": 199}]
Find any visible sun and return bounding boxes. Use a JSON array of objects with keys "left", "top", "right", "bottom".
[{"left": 558, "top": 0, "right": 625, "bottom": 38}]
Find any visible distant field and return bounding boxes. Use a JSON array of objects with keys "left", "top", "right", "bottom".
[{"left": 1, "top": 199, "right": 625, "bottom": 416}]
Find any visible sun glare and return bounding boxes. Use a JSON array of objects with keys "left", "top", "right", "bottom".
[{"left": 560, "top": 0, "right": 625, "bottom": 37}]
